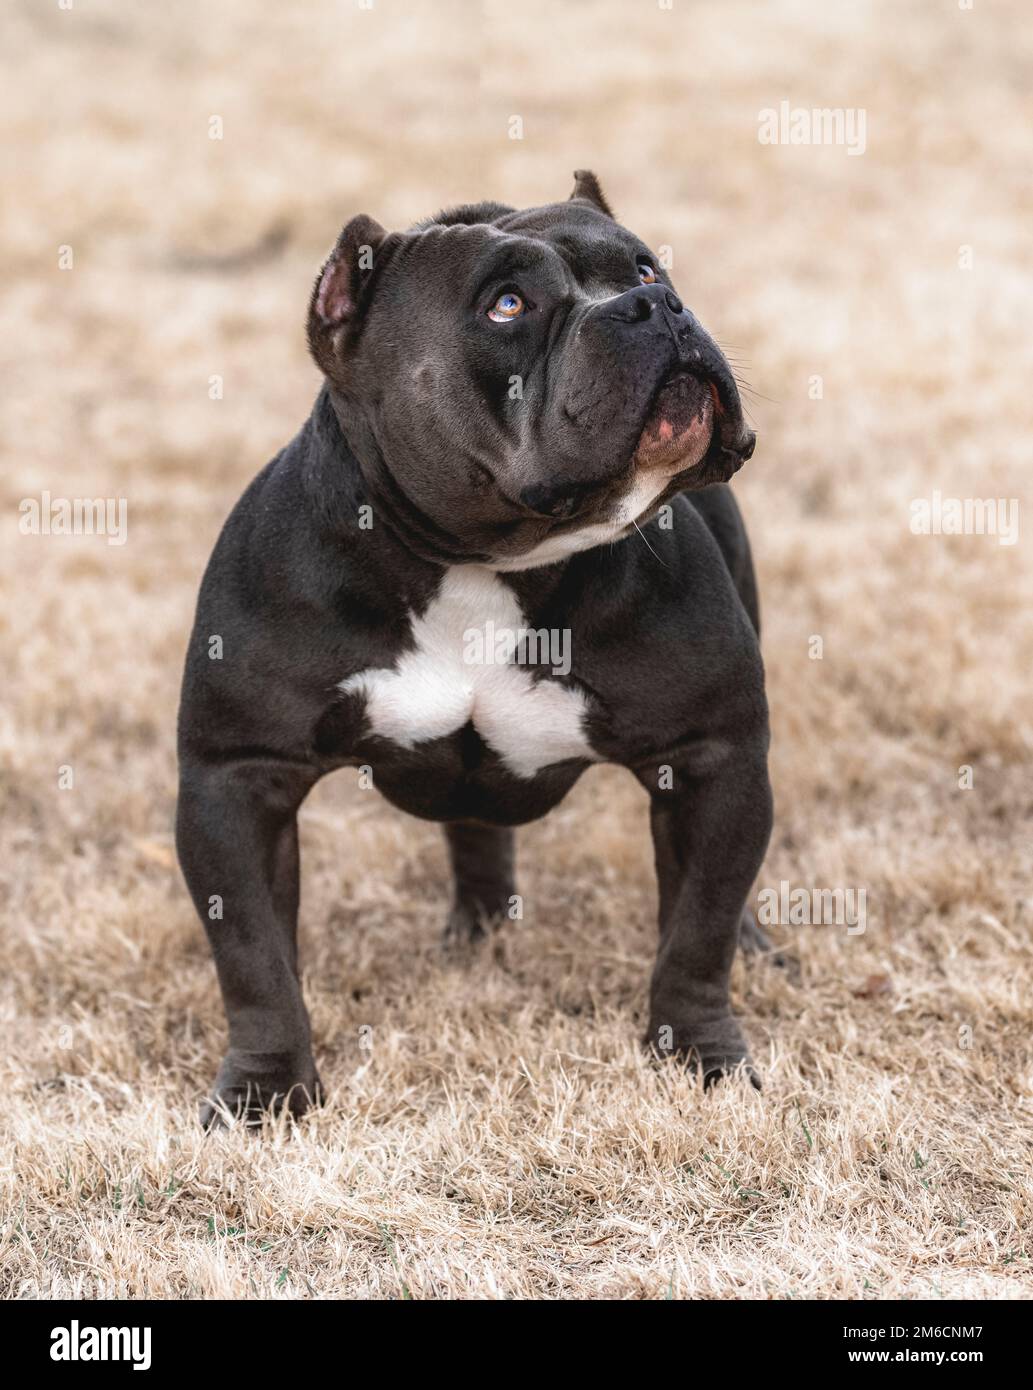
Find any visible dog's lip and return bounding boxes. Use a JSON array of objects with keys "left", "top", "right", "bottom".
[
  {"left": 645, "top": 366, "right": 756, "bottom": 469},
  {"left": 644, "top": 366, "right": 714, "bottom": 426},
  {"left": 633, "top": 370, "right": 714, "bottom": 470},
  {"left": 724, "top": 429, "right": 756, "bottom": 465}
]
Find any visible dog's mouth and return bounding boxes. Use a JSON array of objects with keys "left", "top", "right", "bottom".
[
  {"left": 633, "top": 371, "right": 716, "bottom": 473},
  {"left": 485, "top": 364, "right": 756, "bottom": 568},
  {"left": 634, "top": 364, "right": 756, "bottom": 478}
]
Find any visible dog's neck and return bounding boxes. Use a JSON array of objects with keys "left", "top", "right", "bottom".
[
  {"left": 305, "top": 385, "right": 581, "bottom": 610},
  {"left": 318, "top": 385, "right": 485, "bottom": 567}
]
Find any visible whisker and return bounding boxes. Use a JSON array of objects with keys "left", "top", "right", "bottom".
[
  {"left": 731, "top": 372, "right": 778, "bottom": 406},
  {"left": 631, "top": 516, "right": 668, "bottom": 567}
]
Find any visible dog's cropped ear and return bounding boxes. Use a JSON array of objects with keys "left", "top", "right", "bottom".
[
  {"left": 307, "top": 214, "right": 393, "bottom": 377},
  {"left": 568, "top": 169, "right": 614, "bottom": 219}
]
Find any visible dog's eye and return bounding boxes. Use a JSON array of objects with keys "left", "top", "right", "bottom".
[
  {"left": 488, "top": 291, "right": 526, "bottom": 322},
  {"left": 637, "top": 261, "right": 657, "bottom": 285}
]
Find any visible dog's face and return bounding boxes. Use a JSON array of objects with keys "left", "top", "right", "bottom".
[{"left": 308, "top": 172, "right": 755, "bottom": 568}]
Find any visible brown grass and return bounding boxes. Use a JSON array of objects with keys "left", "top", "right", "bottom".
[{"left": 2, "top": 0, "right": 1032, "bottom": 1299}]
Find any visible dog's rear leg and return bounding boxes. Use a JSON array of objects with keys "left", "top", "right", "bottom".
[
  {"left": 176, "top": 757, "right": 322, "bottom": 1128},
  {"left": 442, "top": 821, "right": 516, "bottom": 947}
]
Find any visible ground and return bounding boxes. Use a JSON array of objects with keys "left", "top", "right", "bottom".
[{"left": 2, "top": 0, "right": 1031, "bottom": 1299}]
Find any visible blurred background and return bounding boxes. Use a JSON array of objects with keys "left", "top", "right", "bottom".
[{"left": 2, "top": 0, "right": 1031, "bottom": 1299}]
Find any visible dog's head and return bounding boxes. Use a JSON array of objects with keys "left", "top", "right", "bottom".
[{"left": 308, "top": 171, "right": 755, "bottom": 568}]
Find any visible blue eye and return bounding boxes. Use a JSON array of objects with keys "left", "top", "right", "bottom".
[
  {"left": 638, "top": 261, "right": 657, "bottom": 285},
  {"left": 488, "top": 291, "right": 526, "bottom": 322}
]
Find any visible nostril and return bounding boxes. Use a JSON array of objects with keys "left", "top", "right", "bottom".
[
  {"left": 665, "top": 290, "right": 683, "bottom": 315},
  {"left": 630, "top": 289, "right": 654, "bottom": 323}
]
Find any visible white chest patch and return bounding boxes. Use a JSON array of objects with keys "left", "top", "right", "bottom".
[{"left": 340, "top": 566, "right": 596, "bottom": 779}]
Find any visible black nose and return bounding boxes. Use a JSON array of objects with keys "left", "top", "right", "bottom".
[
  {"left": 609, "top": 283, "right": 684, "bottom": 323},
  {"left": 519, "top": 481, "right": 583, "bottom": 519}
]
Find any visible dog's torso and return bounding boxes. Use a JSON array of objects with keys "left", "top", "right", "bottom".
[{"left": 180, "top": 398, "right": 764, "bottom": 829}]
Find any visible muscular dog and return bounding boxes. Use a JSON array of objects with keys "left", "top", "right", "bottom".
[{"left": 176, "top": 171, "right": 774, "bottom": 1126}]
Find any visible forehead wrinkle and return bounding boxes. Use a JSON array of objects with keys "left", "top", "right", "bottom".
[
  {"left": 390, "top": 223, "right": 552, "bottom": 297},
  {"left": 473, "top": 233, "right": 567, "bottom": 293},
  {"left": 547, "top": 227, "right": 645, "bottom": 293},
  {"left": 484, "top": 228, "right": 640, "bottom": 304},
  {"left": 403, "top": 219, "right": 643, "bottom": 303}
]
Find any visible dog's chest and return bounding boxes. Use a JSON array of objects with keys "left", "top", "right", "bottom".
[{"left": 340, "top": 567, "right": 595, "bottom": 779}]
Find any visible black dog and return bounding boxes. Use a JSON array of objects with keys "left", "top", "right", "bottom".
[{"left": 176, "top": 171, "right": 773, "bottom": 1126}]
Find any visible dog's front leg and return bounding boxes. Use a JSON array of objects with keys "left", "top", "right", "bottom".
[
  {"left": 640, "top": 737, "right": 772, "bottom": 1085},
  {"left": 176, "top": 758, "right": 321, "bottom": 1127}
]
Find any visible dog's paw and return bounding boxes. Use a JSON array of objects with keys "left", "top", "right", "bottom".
[
  {"left": 442, "top": 901, "right": 488, "bottom": 950},
  {"left": 441, "top": 899, "right": 510, "bottom": 954},
  {"left": 200, "top": 1049, "right": 324, "bottom": 1130},
  {"left": 645, "top": 1014, "right": 760, "bottom": 1090}
]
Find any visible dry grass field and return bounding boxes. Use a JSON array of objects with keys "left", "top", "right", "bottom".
[{"left": 2, "top": 0, "right": 1032, "bottom": 1300}]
